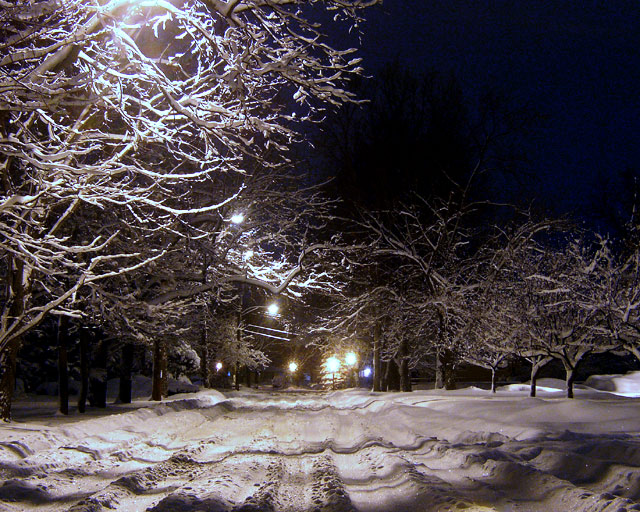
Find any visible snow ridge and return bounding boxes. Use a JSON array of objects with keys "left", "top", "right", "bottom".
[{"left": 2, "top": 387, "right": 640, "bottom": 511}]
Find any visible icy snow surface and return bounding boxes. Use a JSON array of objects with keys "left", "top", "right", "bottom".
[{"left": 2, "top": 377, "right": 640, "bottom": 511}]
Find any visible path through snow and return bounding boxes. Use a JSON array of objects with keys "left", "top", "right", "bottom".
[{"left": 1, "top": 381, "right": 640, "bottom": 511}]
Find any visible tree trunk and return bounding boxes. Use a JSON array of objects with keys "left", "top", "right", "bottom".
[
  {"left": 57, "top": 317, "right": 69, "bottom": 415},
  {"left": 234, "top": 364, "right": 240, "bottom": 391},
  {"left": 78, "top": 328, "right": 89, "bottom": 413},
  {"left": 436, "top": 349, "right": 456, "bottom": 390},
  {"left": 490, "top": 368, "right": 497, "bottom": 394},
  {"left": 435, "top": 349, "right": 444, "bottom": 389},
  {"left": 199, "top": 329, "right": 209, "bottom": 388},
  {"left": 565, "top": 366, "right": 575, "bottom": 399},
  {"left": 399, "top": 358, "right": 411, "bottom": 392},
  {"left": 160, "top": 343, "right": 168, "bottom": 397},
  {"left": 152, "top": 338, "right": 166, "bottom": 401},
  {"left": 0, "top": 257, "right": 27, "bottom": 421},
  {"left": 119, "top": 342, "right": 134, "bottom": 404},
  {"left": 0, "top": 337, "right": 21, "bottom": 421},
  {"left": 379, "top": 361, "right": 387, "bottom": 391},
  {"left": 89, "top": 337, "right": 109, "bottom": 408},
  {"left": 528, "top": 356, "right": 552, "bottom": 398},
  {"left": 444, "top": 364, "right": 457, "bottom": 391},
  {"left": 398, "top": 338, "right": 411, "bottom": 392},
  {"left": 386, "top": 359, "right": 400, "bottom": 391},
  {"left": 530, "top": 365, "right": 538, "bottom": 398},
  {"left": 372, "top": 322, "right": 382, "bottom": 392}
]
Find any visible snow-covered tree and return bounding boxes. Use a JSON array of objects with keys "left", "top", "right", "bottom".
[
  {"left": 462, "top": 291, "right": 514, "bottom": 393},
  {"left": 314, "top": 196, "right": 477, "bottom": 391},
  {"left": 601, "top": 237, "right": 640, "bottom": 362},
  {"left": 523, "top": 236, "right": 615, "bottom": 398},
  {"left": 0, "top": 0, "right": 376, "bottom": 420},
  {"left": 469, "top": 215, "right": 562, "bottom": 397}
]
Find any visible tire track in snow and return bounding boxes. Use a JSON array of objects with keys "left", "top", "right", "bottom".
[
  {"left": 396, "top": 435, "right": 640, "bottom": 512},
  {"left": 3, "top": 390, "right": 640, "bottom": 512}
]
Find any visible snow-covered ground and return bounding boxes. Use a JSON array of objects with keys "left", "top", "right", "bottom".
[{"left": 2, "top": 374, "right": 640, "bottom": 512}]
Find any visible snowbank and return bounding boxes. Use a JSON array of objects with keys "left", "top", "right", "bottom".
[{"left": 585, "top": 370, "right": 640, "bottom": 396}]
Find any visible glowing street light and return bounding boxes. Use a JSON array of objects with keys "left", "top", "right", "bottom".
[
  {"left": 326, "top": 356, "right": 340, "bottom": 373},
  {"left": 344, "top": 352, "right": 358, "bottom": 388},
  {"left": 267, "top": 303, "right": 279, "bottom": 316},
  {"left": 230, "top": 213, "right": 245, "bottom": 224},
  {"left": 326, "top": 356, "right": 341, "bottom": 390},
  {"left": 363, "top": 367, "right": 372, "bottom": 378},
  {"left": 288, "top": 361, "right": 298, "bottom": 373},
  {"left": 215, "top": 361, "right": 223, "bottom": 372}
]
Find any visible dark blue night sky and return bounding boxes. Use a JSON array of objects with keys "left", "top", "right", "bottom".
[{"left": 352, "top": 0, "right": 640, "bottom": 224}]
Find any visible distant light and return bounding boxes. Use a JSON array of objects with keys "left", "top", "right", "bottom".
[
  {"left": 345, "top": 352, "right": 357, "bottom": 366},
  {"left": 230, "top": 213, "right": 245, "bottom": 224},
  {"left": 363, "top": 367, "right": 372, "bottom": 378},
  {"left": 216, "top": 362, "right": 223, "bottom": 371},
  {"left": 288, "top": 361, "right": 298, "bottom": 373},
  {"left": 326, "top": 356, "right": 341, "bottom": 373},
  {"left": 243, "top": 250, "right": 254, "bottom": 260},
  {"left": 267, "top": 303, "right": 279, "bottom": 316}
]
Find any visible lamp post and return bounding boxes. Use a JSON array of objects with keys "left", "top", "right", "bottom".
[
  {"left": 230, "top": 213, "right": 245, "bottom": 224},
  {"left": 326, "top": 356, "right": 340, "bottom": 390},
  {"left": 288, "top": 361, "right": 298, "bottom": 386}
]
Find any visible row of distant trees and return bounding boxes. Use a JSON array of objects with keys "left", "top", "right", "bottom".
[
  {"left": 305, "top": 58, "right": 640, "bottom": 399},
  {"left": 312, "top": 199, "right": 640, "bottom": 399}
]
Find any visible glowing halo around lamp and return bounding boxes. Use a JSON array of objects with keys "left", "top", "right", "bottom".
[
  {"left": 288, "top": 361, "right": 298, "bottom": 373},
  {"left": 326, "top": 356, "right": 341, "bottom": 373},
  {"left": 267, "top": 303, "right": 279, "bottom": 316},
  {"left": 345, "top": 352, "right": 357, "bottom": 366}
]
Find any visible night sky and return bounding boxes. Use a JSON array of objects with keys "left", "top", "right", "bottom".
[{"left": 349, "top": 0, "right": 640, "bottom": 226}]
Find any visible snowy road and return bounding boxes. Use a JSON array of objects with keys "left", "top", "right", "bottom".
[{"left": 2, "top": 386, "right": 640, "bottom": 511}]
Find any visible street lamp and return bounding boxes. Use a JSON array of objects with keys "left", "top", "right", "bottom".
[
  {"left": 216, "top": 362, "right": 222, "bottom": 372},
  {"left": 267, "top": 302, "right": 279, "bottom": 316},
  {"left": 326, "top": 356, "right": 340, "bottom": 390},
  {"left": 288, "top": 361, "right": 298, "bottom": 373},
  {"left": 230, "top": 213, "right": 245, "bottom": 224},
  {"left": 345, "top": 352, "right": 357, "bottom": 366}
]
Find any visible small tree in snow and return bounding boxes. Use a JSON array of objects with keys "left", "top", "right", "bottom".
[{"left": 524, "top": 236, "right": 615, "bottom": 398}]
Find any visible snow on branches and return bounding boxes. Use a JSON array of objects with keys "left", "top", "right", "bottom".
[{"left": 0, "top": 0, "right": 377, "bottom": 418}]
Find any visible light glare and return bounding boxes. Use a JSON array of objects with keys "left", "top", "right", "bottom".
[
  {"left": 345, "top": 352, "right": 357, "bottom": 366},
  {"left": 267, "top": 303, "right": 279, "bottom": 316},
  {"left": 230, "top": 213, "right": 245, "bottom": 224},
  {"left": 326, "top": 356, "right": 341, "bottom": 373},
  {"left": 288, "top": 361, "right": 298, "bottom": 373}
]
